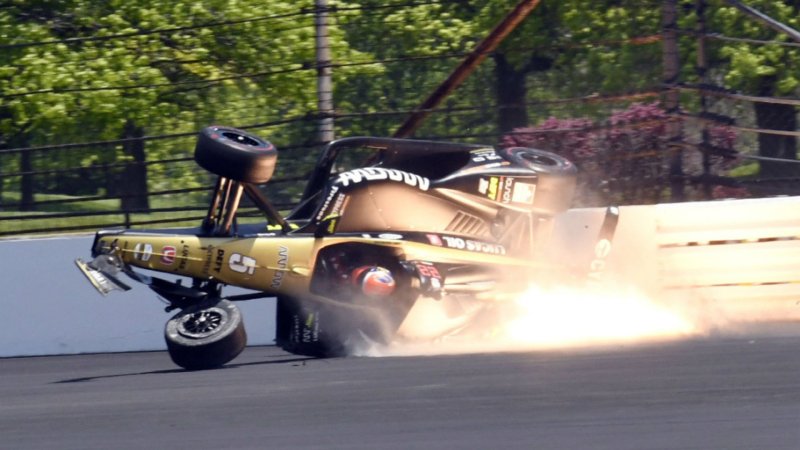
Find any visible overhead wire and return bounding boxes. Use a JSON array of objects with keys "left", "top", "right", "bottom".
[{"left": 0, "top": 0, "right": 450, "bottom": 50}]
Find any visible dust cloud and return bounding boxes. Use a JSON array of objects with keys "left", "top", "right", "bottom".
[{"left": 358, "top": 281, "right": 706, "bottom": 357}]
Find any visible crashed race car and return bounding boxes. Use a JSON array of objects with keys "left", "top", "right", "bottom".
[{"left": 76, "top": 125, "right": 617, "bottom": 370}]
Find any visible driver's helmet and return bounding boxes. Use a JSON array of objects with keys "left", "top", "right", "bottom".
[{"left": 351, "top": 266, "right": 396, "bottom": 297}]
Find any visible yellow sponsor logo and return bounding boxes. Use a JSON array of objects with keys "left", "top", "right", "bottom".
[{"left": 487, "top": 177, "right": 499, "bottom": 200}]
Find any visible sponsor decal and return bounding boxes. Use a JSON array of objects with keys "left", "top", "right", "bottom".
[
  {"left": 414, "top": 261, "right": 443, "bottom": 292},
  {"left": 178, "top": 244, "right": 190, "bottom": 270},
  {"left": 133, "top": 243, "right": 153, "bottom": 262},
  {"left": 336, "top": 167, "right": 430, "bottom": 191},
  {"left": 203, "top": 245, "right": 214, "bottom": 276},
  {"left": 302, "top": 311, "right": 320, "bottom": 343},
  {"left": 199, "top": 248, "right": 225, "bottom": 276},
  {"left": 426, "top": 234, "right": 443, "bottom": 246},
  {"left": 478, "top": 178, "right": 490, "bottom": 195},
  {"left": 291, "top": 314, "right": 301, "bottom": 343},
  {"left": 512, "top": 182, "right": 536, "bottom": 204},
  {"left": 415, "top": 262, "right": 441, "bottom": 279},
  {"left": 213, "top": 248, "right": 225, "bottom": 273},
  {"left": 290, "top": 312, "right": 319, "bottom": 344},
  {"left": 229, "top": 253, "right": 257, "bottom": 275},
  {"left": 330, "top": 193, "right": 348, "bottom": 216},
  {"left": 315, "top": 186, "right": 340, "bottom": 221},
  {"left": 325, "top": 216, "right": 339, "bottom": 235},
  {"left": 588, "top": 238, "right": 613, "bottom": 281},
  {"left": 487, "top": 177, "right": 499, "bottom": 201},
  {"left": 270, "top": 246, "right": 289, "bottom": 289},
  {"left": 441, "top": 236, "right": 506, "bottom": 255},
  {"left": 594, "top": 238, "right": 612, "bottom": 259},
  {"left": 378, "top": 233, "right": 403, "bottom": 240},
  {"left": 160, "top": 246, "right": 176, "bottom": 265},
  {"left": 470, "top": 148, "right": 502, "bottom": 163},
  {"left": 484, "top": 177, "right": 535, "bottom": 205},
  {"left": 501, "top": 176, "right": 514, "bottom": 204}
]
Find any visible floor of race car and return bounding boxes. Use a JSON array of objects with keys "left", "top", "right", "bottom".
[{"left": 2, "top": 335, "right": 800, "bottom": 450}]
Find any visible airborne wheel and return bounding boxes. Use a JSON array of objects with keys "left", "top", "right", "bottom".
[
  {"left": 165, "top": 299, "right": 247, "bottom": 370},
  {"left": 497, "top": 146, "right": 577, "bottom": 216},
  {"left": 194, "top": 125, "right": 277, "bottom": 184},
  {"left": 498, "top": 146, "right": 575, "bottom": 175}
]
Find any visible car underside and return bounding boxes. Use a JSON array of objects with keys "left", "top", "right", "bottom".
[{"left": 77, "top": 126, "right": 616, "bottom": 370}]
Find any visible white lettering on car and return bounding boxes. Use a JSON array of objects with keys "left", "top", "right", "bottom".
[
  {"left": 336, "top": 168, "right": 430, "bottom": 191},
  {"left": 229, "top": 253, "right": 257, "bottom": 275},
  {"left": 133, "top": 243, "right": 152, "bottom": 262},
  {"left": 502, "top": 177, "right": 514, "bottom": 203},
  {"left": 314, "top": 186, "right": 340, "bottom": 221},
  {"left": 441, "top": 236, "right": 506, "bottom": 255}
]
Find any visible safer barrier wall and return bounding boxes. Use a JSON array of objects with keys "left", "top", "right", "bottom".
[
  {"left": 2, "top": 197, "right": 798, "bottom": 357},
  {"left": 653, "top": 197, "right": 800, "bottom": 322},
  {"left": 0, "top": 235, "right": 275, "bottom": 357},
  {"left": 548, "top": 196, "right": 800, "bottom": 323}
]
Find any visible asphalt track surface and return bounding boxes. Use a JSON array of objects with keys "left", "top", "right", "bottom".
[{"left": 2, "top": 335, "right": 800, "bottom": 450}]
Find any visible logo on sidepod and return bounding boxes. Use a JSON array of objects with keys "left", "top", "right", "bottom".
[
  {"left": 270, "top": 246, "right": 289, "bottom": 289},
  {"left": 336, "top": 168, "right": 430, "bottom": 191},
  {"left": 160, "top": 246, "right": 176, "bottom": 265},
  {"left": 133, "top": 243, "right": 153, "bottom": 261}
]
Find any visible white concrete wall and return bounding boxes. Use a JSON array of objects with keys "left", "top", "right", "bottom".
[
  {"left": 2, "top": 196, "right": 798, "bottom": 357},
  {"left": 548, "top": 196, "right": 800, "bottom": 324},
  {"left": 0, "top": 235, "right": 275, "bottom": 357}
]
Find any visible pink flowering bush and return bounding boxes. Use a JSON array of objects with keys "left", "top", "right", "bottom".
[{"left": 502, "top": 102, "right": 744, "bottom": 205}]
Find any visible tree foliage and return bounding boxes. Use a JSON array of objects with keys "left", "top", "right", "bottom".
[
  {"left": 0, "top": 0, "right": 368, "bottom": 206},
  {"left": 4, "top": 0, "right": 786, "bottom": 213},
  {"left": 709, "top": 0, "right": 800, "bottom": 95},
  {"left": 504, "top": 102, "right": 742, "bottom": 205},
  {"left": 705, "top": 0, "right": 800, "bottom": 177}
]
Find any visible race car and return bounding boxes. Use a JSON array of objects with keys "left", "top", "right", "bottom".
[{"left": 76, "top": 125, "right": 615, "bottom": 370}]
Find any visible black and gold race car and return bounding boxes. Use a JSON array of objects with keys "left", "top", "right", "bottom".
[{"left": 77, "top": 126, "right": 616, "bottom": 370}]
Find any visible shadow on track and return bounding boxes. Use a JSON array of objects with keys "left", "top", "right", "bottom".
[{"left": 52, "top": 355, "right": 319, "bottom": 384}]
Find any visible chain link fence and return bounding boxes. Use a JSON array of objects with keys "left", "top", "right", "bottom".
[{"left": 1, "top": 0, "right": 799, "bottom": 236}]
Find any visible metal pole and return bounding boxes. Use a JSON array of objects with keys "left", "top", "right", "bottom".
[
  {"left": 662, "top": 0, "right": 685, "bottom": 201},
  {"left": 394, "top": 0, "right": 542, "bottom": 138},
  {"left": 724, "top": 0, "right": 800, "bottom": 43},
  {"left": 315, "top": 0, "right": 334, "bottom": 143},
  {"left": 697, "top": 0, "right": 712, "bottom": 199}
]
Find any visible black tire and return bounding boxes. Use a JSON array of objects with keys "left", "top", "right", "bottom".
[
  {"left": 498, "top": 146, "right": 577, "bottom": 215},
  {"left": 194, "top": 125, "right": 277, "bottom": 184},
  {"left": 165, "top": 299, "right": 247, "bottom": 370},
  {"left": 275, "top": 296, "right": 399, "bottom": 358},
  {"left": 498, "top": 146, "right": 576, "bottom": 176}
]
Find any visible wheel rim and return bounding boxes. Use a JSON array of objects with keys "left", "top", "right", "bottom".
[
  {"left": 178, "top": 307, "right": 228, "bottom": 339},
  {"left": 517, "top": 150, "right": 558, "bottom": 166},
  {"left": 221, "top": 131, "right": 262, "bottom": 147}
]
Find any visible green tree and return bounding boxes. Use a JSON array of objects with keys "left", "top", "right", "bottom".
[
  {"left": 0, "top": 0, "right": 371, "bottom": 210},
  {"left": 334, "top": 0, "right": 662, "bottom": 140},
  {"left": 710, "top": 0, "right": 800, "bottom": 177}
]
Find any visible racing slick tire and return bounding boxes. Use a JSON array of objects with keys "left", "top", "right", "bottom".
[
  {"left": 497, "top": 146, "right": 577, "bottom": 215},
  {"left": 164, "top": 299, "right": 247, "bottom": 370},
  {"left": 498, "top": 146, "right": 575, "bottom": 176},
  {"left": 275, "top": 296, "right": 396, "bottom": 358},
  {"left": 194, "top": 125, "right": 277, "bottom": 184}
]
